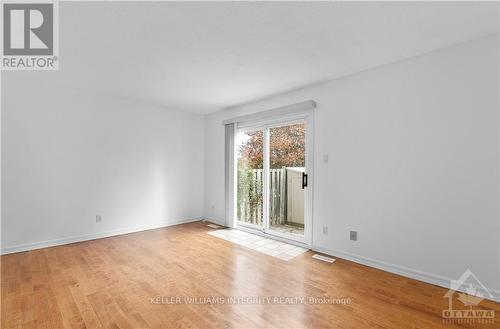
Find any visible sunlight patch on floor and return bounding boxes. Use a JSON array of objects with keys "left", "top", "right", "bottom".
[{"left": 208, "top": 229, "right": 308, "bottom": 261}]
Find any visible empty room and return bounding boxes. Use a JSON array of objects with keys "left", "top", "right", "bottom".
[{"left": 1, "top": 1, "right": 499, "bottom": 328}]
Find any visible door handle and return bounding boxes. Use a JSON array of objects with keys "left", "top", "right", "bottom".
[{"left": 302, "top": 172, "right": 308, "bottom": 189}]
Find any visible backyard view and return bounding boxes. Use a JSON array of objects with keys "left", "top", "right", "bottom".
[
  {"left": 237, "top": 129, "right": 264, "bottom": 226},
  {"left": 237, "top": 124, "right": 306, "bottom": 236}
]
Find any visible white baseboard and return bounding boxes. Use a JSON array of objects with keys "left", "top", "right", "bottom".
[
  {"left": 202, "top": 217, "right": 227, "bottom": 227},
  {"left": 1, "top": 217, "right": 204, "bottom": 255},
  {"left": 313, "top": 245, "right": 500, "bottom": 303}
]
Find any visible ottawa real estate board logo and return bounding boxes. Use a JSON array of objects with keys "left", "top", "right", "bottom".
[
  {"left": 442, "top": 269, "right": 496, "bottom": 324},
  {"left": 1, "top": 1, "right": 58, "bottom": 70}
]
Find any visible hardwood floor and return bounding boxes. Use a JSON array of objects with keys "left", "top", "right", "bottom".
[{"left": 2, "top": 221, "right": 499, "bottom": 328}]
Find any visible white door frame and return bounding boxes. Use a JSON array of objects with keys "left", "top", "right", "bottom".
[{"left": 234, "top": 112, "right": 314, "bottom": 247}]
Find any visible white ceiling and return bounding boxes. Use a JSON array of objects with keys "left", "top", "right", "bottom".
[{"left": 9, "top": 1, "right": 499, "bottom": 114}]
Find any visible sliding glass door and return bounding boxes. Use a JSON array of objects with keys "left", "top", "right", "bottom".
[
  {"left": 236, "top": 129, "right": 264, "bottom": 229},
  {"left": 236, "top": 120, "right": 310, "bottom": 244},
  {"left": 267, "top": 123, "right": 306, "bottom": 239}
]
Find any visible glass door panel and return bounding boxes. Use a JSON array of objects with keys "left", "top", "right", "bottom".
[
  {"left": 236, "top": 129, "right": 264, "bottom": 227},
  {"left": 267, "top": 123, "right": 306, "bottom": 238}
]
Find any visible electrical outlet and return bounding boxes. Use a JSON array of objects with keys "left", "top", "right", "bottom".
[
  {"left": 350, "top": 231, "right": 357, "bottom": 241},
  {"left": 211, "top": 205, "right": 215, "bottom": 212},
  {"left": 96, "top": 215, "right": 102, "bottom": 223},
  {"left": 322, "top": 226, "right": 328, "bottom": 235},
  {"left": 323, "top": 154, "right": 329, "bottom": 163}
]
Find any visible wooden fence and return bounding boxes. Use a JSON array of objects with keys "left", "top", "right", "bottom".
[{"left": 237, "top": 168, "right": 287, "bottom": 225}]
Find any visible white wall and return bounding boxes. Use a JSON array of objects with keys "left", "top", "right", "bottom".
[
  {"left": 1, "top": 76, "right": 205, "bottom": 253},
  {"left": 204, "top": 35, "right": 500, "bottom": 293}
]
